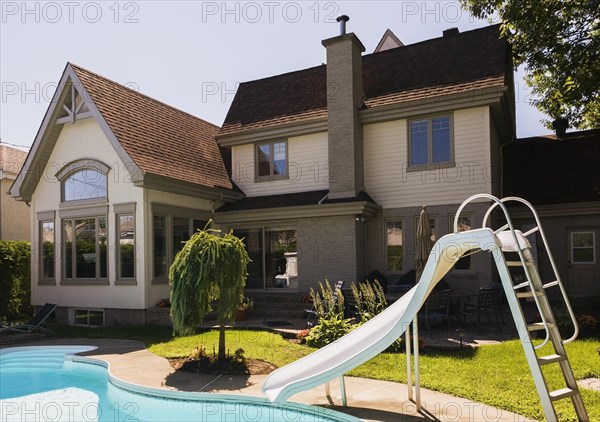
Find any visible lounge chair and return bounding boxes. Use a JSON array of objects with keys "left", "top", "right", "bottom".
[{"left": 0, "top": 303, "right": 57, "bottom": 337}]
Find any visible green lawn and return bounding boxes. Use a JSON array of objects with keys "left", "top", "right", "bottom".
[{"left": 49, "top": 325, "right": 600, "bottom": 421}]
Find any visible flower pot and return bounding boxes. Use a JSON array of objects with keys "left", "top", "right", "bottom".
[{"left": 236, "top": 309, "right": 248, "bottom": 321}]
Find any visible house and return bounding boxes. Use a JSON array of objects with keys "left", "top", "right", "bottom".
[
  {"left": 214, "top": 23, "right": 515, "bottom": 296},
  {"left": 9, "top": 64, "right": 242, "bottom": 325},
  {"left": 503, "top": 128, "right": 600, "bottom": 296},
  {"left": 0, "top": 145, "right": 30, "bottom": 240},
  {"left": 11, "top": 23, "right": 516, "bottom": 324}
]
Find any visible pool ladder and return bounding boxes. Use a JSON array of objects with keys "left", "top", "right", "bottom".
[{"left": 456, "top": 195, "right": 589, "bottom": 422}]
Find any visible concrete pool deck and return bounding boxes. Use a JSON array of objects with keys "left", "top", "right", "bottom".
[{"left": 2, "top": 338, "right": 535, "bottom": 421}]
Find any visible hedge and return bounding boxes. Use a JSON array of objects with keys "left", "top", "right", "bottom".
[{"left": 0, "top": 240, "right": 31, "bottom": 321}]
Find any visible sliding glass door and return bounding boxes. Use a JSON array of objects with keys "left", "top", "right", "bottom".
[{"left": 233, "top": 226, "right": 297, "bottom": 290}]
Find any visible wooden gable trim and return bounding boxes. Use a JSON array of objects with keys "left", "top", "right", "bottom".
[{"left": 9, "top": 64, "right": 141, "bottom": 202}]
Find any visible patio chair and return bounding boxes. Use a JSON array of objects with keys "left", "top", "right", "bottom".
[
  {"left": 459, "top": 285, "right": 505, "bottom": 332},
  {"left": 419, "top": 288, "right": 452, "bottom": 330},
  {"left": 305, "top": 281, "right": 344, "bottom": 328},
  {"left": 341, "top": 288, "right": 360, "bottom": 321},
  {"left": 0, "top": 303, "right": 57, "bottom": 337}
]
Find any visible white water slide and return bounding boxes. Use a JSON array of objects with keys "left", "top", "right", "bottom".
[
  {"left": 263, "top": 194, "right": 589, "bottom": 421},
  {"left": 262, "top": 227, "right": 500, "bottom": 403}
]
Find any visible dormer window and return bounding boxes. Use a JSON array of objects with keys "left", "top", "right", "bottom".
[
  {"left": 255, "top": 141, "right": 288, "bottom": 182},
  {"left": 57, "top": 160, "right": 110, "bottom": 204}
]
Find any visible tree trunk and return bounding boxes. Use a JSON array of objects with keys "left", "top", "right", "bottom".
[{"left": 218, "top": 323, "right": 226, "bottom": 360}]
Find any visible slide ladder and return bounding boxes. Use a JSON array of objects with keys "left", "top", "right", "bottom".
[{"left": 457, "top": 194, "right": 588, "bottom": 421}]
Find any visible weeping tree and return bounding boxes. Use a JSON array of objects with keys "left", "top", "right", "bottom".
[{"left": 169, "top": 227, "right": 249, "bottom": 360}]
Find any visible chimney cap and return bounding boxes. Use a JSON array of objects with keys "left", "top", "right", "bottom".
[
  {"left": 552, "top": 118, "right": 569, "bottom": 137},
  {"left": 443, "top": 27, "right": 460, "bottom": 37},
  {"left": 336, "top": 15, "right": 350, "bottom": 35}
]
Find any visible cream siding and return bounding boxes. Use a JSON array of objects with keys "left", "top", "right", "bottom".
[
  {"left": 31, "top": 118, "right": 145, "bottom": 310},
  {"left": 231, "top": 132, "right": 329, "bottom": 197},
  {"left": 364, "top": 107, "right": 492, "bottom": 208}
]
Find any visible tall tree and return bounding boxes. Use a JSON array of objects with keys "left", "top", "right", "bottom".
[
  {"left": 461, "top": 0, "right": 599, "bottom": 129},
  {"left": 170, "top": 227, "right": 249, "bottom": 360}
]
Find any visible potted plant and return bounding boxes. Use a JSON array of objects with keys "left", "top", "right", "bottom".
[{"left": 236, "top": 297, "right": 253, "bottom": 321}]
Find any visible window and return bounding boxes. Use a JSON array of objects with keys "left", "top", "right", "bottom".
[
  {"left": 63, "top": 168, "right": 107, "bottom": 202},
  {"left": 40, "top": 220, "right": 55, "bottom": 280},
  {"left": 409, "top": 115, "right": 452, "bottom": 168},
  {"left": 72, "top": 309, "right": 104, "bottom": 326},
  {"left": 571, "top": 232, "right": 595, "bottom": 263},
  {"left": 63, "top": 217, "right": 107, "bottom": 279},
  {"left": 255, "top": 141, "right": 288, "bottom": 181},
  {"left": 386, "top": 221, "right": 403, "bottom": 272},
  {"left": 452, "top": 215, "right": 473, "bottom": 270},
  {"left": 232, "top": 226, "right": 298, "bottom": 289},
  {"left": 117, "top": 214, "right": 135, "bottom": 279},
  {"left": 152, "top": 213, "right": 208, "bottom": 280},
  {"left": 173, "top": 217, "right": 190, "bottom": 256},
  {"left": 153, "top": 215, "right": 168, "bottom": 278}
]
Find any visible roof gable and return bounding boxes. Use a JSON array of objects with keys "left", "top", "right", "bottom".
[
  {"left": 374, "top": 29, "right": 404, "bottom": 53},
  {"left": 11, "top": 63, "right": 233, "bottom": 201},
  {"left": 219, "top": 25, "right": 509, "bottom": 137}
]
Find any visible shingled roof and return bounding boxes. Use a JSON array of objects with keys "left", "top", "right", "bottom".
[
  {"left": 503, "top": 130, "right": 600, "bottom": 205},
  {"left": 70, "top": 64, "right": 232, "bottom": 190},
  {"left": 219, "top": 24, "right": 509, "bottom": 136}
]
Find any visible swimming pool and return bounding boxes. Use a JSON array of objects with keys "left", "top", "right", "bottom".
[{"left": 0, "top": 346, "right": 362, "bottom": 422}]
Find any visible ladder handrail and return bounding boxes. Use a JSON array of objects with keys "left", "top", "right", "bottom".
[
  {"left": 454, "top": 194, "right": 552, "bottom": 348},
  {"left": 482, "top": 196, "right": 579, "bottom": 344}
]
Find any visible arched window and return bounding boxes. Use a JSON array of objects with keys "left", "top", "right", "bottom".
[{"left": 57, "top": 160, "right": 109, "bottom": 203}]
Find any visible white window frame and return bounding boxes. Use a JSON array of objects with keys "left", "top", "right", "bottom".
[
  {"left": 407, "top": 114, "right": 454, "bottom": 171},
  {"left": 571, "top": 231, "right": 596, "bottom": 264}
]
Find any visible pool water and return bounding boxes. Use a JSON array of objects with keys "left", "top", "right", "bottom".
[{"left": 0, "top": 346, "right": 360, "bottom": 422}]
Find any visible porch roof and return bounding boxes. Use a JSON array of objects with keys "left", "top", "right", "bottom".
[{"left": 217, "top": 190, "right": 376, "bottom": 212}]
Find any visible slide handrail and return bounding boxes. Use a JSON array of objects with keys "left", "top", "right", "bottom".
[
  {"left": 454, "top": 193, "right": 552, "bottom": 348},
  {"left": 483, "top": 196, "right": 579, "bottom": 344}
]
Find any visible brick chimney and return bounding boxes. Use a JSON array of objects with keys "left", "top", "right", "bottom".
[{"left": 322, "top": 16, "right": 366, "bottom": 199}]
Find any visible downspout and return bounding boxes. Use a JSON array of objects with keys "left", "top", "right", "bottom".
[
  {"left": 210, "top": 192, "right": 224, "bottom": 223},
  {"left": 317, "top": 193, "right": 328, "bottom": 205}
]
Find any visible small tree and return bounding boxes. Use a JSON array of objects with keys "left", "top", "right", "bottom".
[{"left": 169, "top": 227, "right": 249, "bottom": 360}]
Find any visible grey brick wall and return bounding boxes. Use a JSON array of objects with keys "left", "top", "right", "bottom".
[
  {"left": 297, "top": 215, "right": 364, "bottom": 292},
  {"left": 366, "top": 201, "right": 495, "bottom": 295}
]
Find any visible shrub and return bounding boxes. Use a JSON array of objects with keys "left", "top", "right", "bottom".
[
  {"left": 351, "top": 280, "right": 387, "bottom": 323},
  {"left": 0, "top": 241, "right": 31, "bottom": 320},
  {"left": 309, "top": 281, "right": 345, "bottom": 320},
  {"left": 305, "top": 315, "right": 353, "bottom": 348},
  {"left": 576, "top": 314, "right": 599, "bottom": 337},
  {"left": 351, "top": 280, "right": 403, "bottom": 352},
  {"left": 306, "top": 281, "right": 352, "bottom": 348}
]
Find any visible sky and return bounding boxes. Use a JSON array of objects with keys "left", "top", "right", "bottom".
[{"left": 0, "top": 0, "right": 550, "bottom": 150}]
